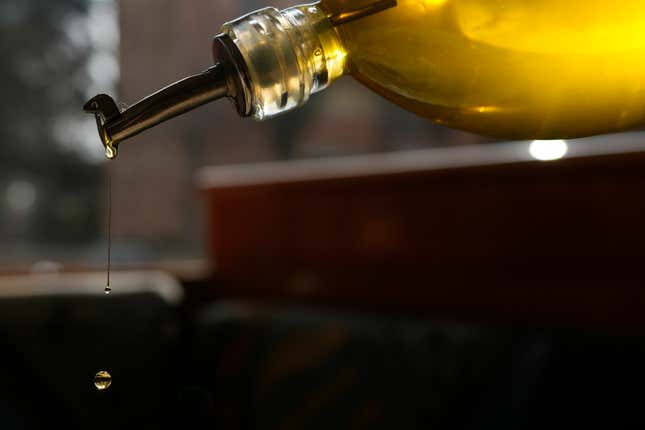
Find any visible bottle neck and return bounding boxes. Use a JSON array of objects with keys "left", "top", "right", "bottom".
[
  {"left": 84, "top": 3, "right": 350, "bottom": 158},
  {"left": 217, "top": 3, "right": 347, "bottom": 120}
]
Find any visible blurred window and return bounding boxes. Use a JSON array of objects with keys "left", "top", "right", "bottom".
[{"left": 0, "top": 0, "right": 118, "bottom": 268}]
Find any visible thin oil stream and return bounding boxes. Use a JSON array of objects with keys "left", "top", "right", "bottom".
[
  {"left": 105, "top": 170, "right": 112, "bottom": 295},
  {"left": 95, "top": 159, "right": 114, "bottom": 391}
]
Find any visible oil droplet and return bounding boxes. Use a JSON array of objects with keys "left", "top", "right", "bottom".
[
  {"left": 104, "top": 286, "right": 111, "bottom": 295},
  {"left": 105, "top": 143, "right": 117, "bottom": 160},
  {"left": 94, "top": 370, "right": 112, "bottom": 391}
]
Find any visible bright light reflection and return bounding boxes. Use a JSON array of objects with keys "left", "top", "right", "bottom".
[
  {"left": 529, "top": 139, "right": 568, "bottom": 161},
  {"left": 423, "top": 0, "right": 447, "bottom": 7}
]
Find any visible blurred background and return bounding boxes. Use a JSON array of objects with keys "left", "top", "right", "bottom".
[
  {"left": 0, "top": 0, "right": 484, "bottom": 268},
  {"left": 2, "top": 0, "right": 645, "bottom": 429}
]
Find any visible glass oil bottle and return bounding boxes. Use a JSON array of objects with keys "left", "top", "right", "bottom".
[{"left": 85, "top": 0, "right": 645, "bottom": 156}]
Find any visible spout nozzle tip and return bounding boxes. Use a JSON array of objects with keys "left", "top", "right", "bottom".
[
  {"left": 83, "top": 94, "right": 119, "bottom": 116},
  {"left": 82, "top": 98, "right": 98, "bottom": 113},
  {"left": 104, "top": 143, "right": 118, "bottom": 160},
  {"left": 84, "top": 94, "right": 120, "bottom": 158}
]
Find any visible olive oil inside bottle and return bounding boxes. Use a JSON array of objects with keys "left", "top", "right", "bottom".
[{"left": 324, "top": 0, "right": 645, "bottom": 139}]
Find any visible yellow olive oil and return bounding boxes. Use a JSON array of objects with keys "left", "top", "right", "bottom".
[
  {"left": 94, "top": 370, "right": 112, "bottom": 391},
  {"left": 325, "top": 0, "right": 645, "bottom": 138}
]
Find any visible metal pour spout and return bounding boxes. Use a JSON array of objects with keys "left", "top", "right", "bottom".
[{"left": 84, "top": 63, "right": 230, "bottom": 159}]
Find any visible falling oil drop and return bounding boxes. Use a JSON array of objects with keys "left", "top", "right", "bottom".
[
  {"left": 104, "top": 286, "right": 111, "bottom": 295},
  {"left": 94, "top": 370, "right": 112, "bottom": 391}
]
